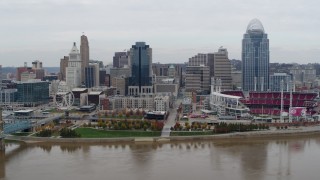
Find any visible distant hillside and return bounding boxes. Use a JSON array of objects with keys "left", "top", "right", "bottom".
[
  {"left": 44, "top": 67, "right": 60, "bottom": 74},
  {"left": 1, "top": 67, "right": 60, "bottom": 74}
]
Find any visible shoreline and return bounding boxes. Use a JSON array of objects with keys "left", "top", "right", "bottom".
[{"left": 5, "top": 126, "right": 320, "bottom": 144}]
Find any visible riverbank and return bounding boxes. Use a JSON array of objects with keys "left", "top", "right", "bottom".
[{"left": 5, "top": 125, "right": 320, "bottom": 144}]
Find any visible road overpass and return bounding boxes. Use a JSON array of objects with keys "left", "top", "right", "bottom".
[{"left": 0, "top": 108, "right": 63, "bottom": 151}]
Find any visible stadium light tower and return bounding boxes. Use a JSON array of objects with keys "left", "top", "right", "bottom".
[
  {"left": 289, "top": 80, "right": 293, "bottom": 123},
  {"left": 280, "top": 80, "right": 284, "bottom": 123}
]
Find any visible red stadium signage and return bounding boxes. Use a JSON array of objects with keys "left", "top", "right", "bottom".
[{"left": 289, "top": 107, "right": 306, "bottom": 116}]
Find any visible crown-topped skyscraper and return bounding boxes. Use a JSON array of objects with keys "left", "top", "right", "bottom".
[{"left": 242, "top": 19, "right": 269, "bottom": 91}]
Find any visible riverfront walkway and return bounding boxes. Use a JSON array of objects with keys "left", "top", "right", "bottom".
[{"left": 161, "top": 98, "right": 182, "bottom": 137}]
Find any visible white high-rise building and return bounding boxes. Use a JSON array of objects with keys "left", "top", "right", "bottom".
[{"left": 66, "top": 42, "right": 82, "bottom": 89}]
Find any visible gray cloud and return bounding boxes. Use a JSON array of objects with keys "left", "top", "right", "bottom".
[{"left": 0, "top": 0, "right": 319, "bottom": 66}]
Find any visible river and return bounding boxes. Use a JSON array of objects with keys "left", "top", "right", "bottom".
[{"left": 1, "top": 136, "right": 320, "bottom": 180}]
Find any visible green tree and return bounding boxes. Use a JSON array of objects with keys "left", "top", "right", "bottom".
[
  {"left": 36, "top": 129, "right": 52, "bottom": 137},
  {"left": 60, "top": 128, "right": 80, "bottom": 138},
  {"left": 98, "top": 119, "right": 103, "bottom": 127},
  {"left": 143, "top": 124, "right": 148, "bottom": 131}
]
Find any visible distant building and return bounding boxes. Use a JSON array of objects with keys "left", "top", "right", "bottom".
[
  {"left": 99, "top": 69, "right": 107, "bottom": 86},
  {"left": 16, "top": 80, "right": 49, "bottom": 106},
  {"left": 152, "top": 63, "right": 185, "bottom": 78},
  {"left": 154, "top": 78, "right": 179, "bottom": 97},
  {"left": 111, "top": 76, "right": 127, "bottom": 96},
  {"left": 108, "top": 96, "right": 154, "bottom": 110},
  {"left": 88, "top": 91, "right": 104, "bottom": 105},
  {"left": 85, "top": 63, "right": 99, "bottom": 88},
  {"left": 31, "top": 60, "right": 45, "bottom": 80},
  {"left": 290, "top": 65, "right": 316, "bottom": 84},
  {"left": 59, "top": 56, "right": 69, "bottom": 81},
  {"left": 72, "top": 88, "right": 88, "bottom": 106},
  {"left": 242, "top": 19, "right": 269, "bottom": 91},
  {"left": 154, "top": 95, "right": 170, "bottom": 111},
  {"left": 80, "top": 35, "right": 90, "bottom": 84},
  {"left": 269, "top": 73, "right": 292, "bottom": 92},
  {"left": 100, "top": 97, "right": 111, "bottom": 110},
  {"left": 66, "top": 42, "right": 82, "bottom": 89},
  {"left": 188, "top": 53, "right": 208, "bottom": 66},
  {"left": 85, "top": 66, "right": 95, "bottom": 88},
  {"left": 212, "top": 48, "right": 232, "bottom": 91},
  {"left": 185, "top": 65, "right": 210, "bottom": 94},
  {"left": 16, "top": 63, "right": 33, "bottom": 81},
  {"left": 113, "top": 51, "right": 129, "bottom": 68},
  {"left": 182, "top": 97, "right": 192, "bottom": 115},
  {"left": 43, "top": 75, "right": 58, "bottom": 82},
  {"left": 128, "top": 42, "right": 152, "bottom": 96},
  {"left": 231, "top": 70, "right": 242, "bottom": 90},
  {"left": 21, "top": 71, "right": 36, "bottom": 82},
  {"left": 110, "top": 67, "right": 130, "bottom": 80},
  {"left": 187, "top": 48, "right": 232, "bottom": 91},
  {"left": 0, "top": 89, "right": 17, "bottom": 105},
  {"left": 168, "top": 65, "right": 176, "bottom": 78}
]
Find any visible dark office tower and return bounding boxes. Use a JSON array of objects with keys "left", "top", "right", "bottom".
[
  {"left": 99, "top": 69, "right": 107, "bottom": 86},
  {"left": 128, "top": 42, "right": 152, "bottom": 91},
  {"left": 242, "top": 19, "right": 269, "bottom": 91},
  {"left": 80, "top": 35, "right": 89, "bottom": 84},
  {"left": 113, "top": 52, "right": 129, "bottom": 68},
  {"left": 85, "top": 66, "right": 95, "bottom": 88}
]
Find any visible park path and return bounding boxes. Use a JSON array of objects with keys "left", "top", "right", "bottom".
[{"left": 161, "top": 98, "right": 182, "bottom": 137}]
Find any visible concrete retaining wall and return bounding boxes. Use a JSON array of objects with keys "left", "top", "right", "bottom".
[{"left": 5, "top": 129, "right": 320, "bottom": 144}]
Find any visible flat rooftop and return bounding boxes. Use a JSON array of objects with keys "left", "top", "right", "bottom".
[
  {"left": 72, "top": 88, "right": 88, "bottom": 92},
  {"left": 88, "top": 91, "right": 103, "bottom": 95}
]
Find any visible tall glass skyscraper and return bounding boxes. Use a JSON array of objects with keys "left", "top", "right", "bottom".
[
  {"left": 128, "top": 42, "right": 152, "bottom": 93},
  {"left": 242, "top": 19, "right": 269, "bottom": 91}
]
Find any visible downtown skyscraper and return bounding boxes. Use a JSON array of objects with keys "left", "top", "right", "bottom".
[
  {"left": 66, "top": 42, "right": 81, "bottom": 88},
  {"left": 128, "top": 42, "right": 152, "bottom": 96},
  {"left": 80, "top": 35, "right": 89, "bottom": 84},
  {"left": 242, "top": 19, "right": 269, "bottom": 91}
]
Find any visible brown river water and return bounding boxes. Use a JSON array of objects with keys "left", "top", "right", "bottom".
[{"left": 1, "top": 136, "right": 320, "bottom": 180}]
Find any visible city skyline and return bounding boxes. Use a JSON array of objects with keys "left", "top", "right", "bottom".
[{"left": 1, "top": 0, "right": 320, "bottom": 66}]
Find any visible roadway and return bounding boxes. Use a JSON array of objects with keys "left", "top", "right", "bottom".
[{"left": 161, "top": 98, "right": 182, "bottom": 137}]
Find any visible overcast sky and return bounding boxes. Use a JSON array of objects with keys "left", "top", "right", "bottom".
[{"left": 0, "top": 0, "right": 319, "bottom": 67}]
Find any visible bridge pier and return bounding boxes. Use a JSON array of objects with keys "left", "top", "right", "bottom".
[{"left": 0, "top": 138, "right": 4, "bottom": 151}]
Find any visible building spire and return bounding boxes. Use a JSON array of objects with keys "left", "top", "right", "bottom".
[{"left": 70, "top": 42, "right": 79, "bottom": 54}]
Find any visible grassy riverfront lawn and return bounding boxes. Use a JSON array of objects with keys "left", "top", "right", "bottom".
[
  {"left": 75, "top": 128, "right": 162, "bottom": 138},
  {"left": 11, "top": 132, "right": 33, "bottom": 136}
]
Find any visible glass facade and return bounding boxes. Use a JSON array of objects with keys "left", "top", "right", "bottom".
[
  {"left": 269, "top": 73, "right": 292, "bottom": 92},
  {"left": 85, "top": 66, "right": 95, "bottom": 88},
  {"left": 16, "top": 81, "right": 49, "bottom": 106},
  {"left": 242, "top": 19, "right": 269, "bottom": 91},
  {"left": 129, "top": 42, "right": 152, "bottom": 91}
]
